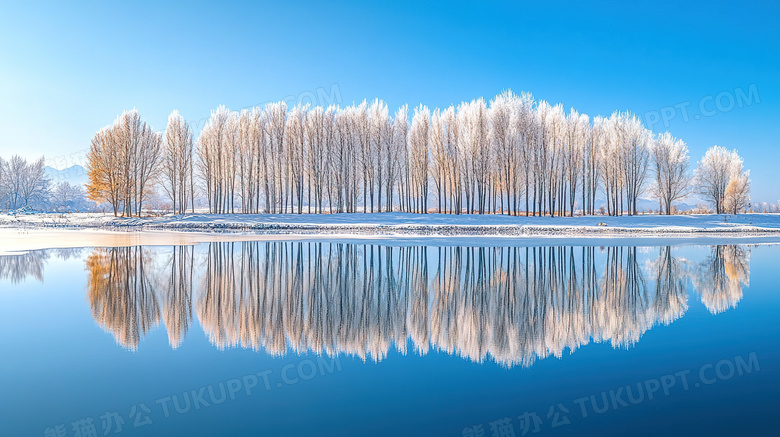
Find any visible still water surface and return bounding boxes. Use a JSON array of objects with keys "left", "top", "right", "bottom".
[{"left": 1, "top": 240, "right": 778, "bottom": 436}]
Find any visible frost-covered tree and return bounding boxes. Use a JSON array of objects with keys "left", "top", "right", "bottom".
[
  {"left": 382, "top": 107, "right": 401, "bottom": 212},
  {"left": 514, "top": 93, "right": 536, "bottom": 216},
  {"left": 196, "top": 106, "right": 234, "bottom": 214},
  {"left": 651, "top": 132, "right": 691, "bottom": 214},
  {"left": 694, "top": 146, "right": 747, "bottom": 214},
  {"left": 543, "top": 103, "right": 565, "bottom": 216},
  {"left": 599, "top": 115, "right": 623, "bottom": 216},
  {"left": 724, "top": 156, "right": 750, "bottom": 214},
  {"left": 489, "top": 91, "right": 516, "bottom": 215},
  {"left": 304, "top": 105, "right": 334, "bottom": 213},
  {"left": 263, "top": 101, "right": 287, "bottom": 213},
  {"left": 0, "top": 157, "right": 6, "bottom": 208},
  {"left": 237, "top": 109, "right": 262, "bottom": 213},
  {"left": 162, "top": 110, "right": 194, "bottom": 214},
  {"left": 352, "top": 101, "right": 372, "bottom": 212},
  {"left": 329, "top": 106, "right": 353, "bottom": 213},
  {"left": 563, "top": 109, "right": 587, "bottom": 216},
  {"left": 87, "top": 109, "right": 161, "bottom": 216},
  {"left": 52, "top": 181, "right": 92, "bottom": 212},
  {"left": 596, "top": 112, "right": 651, "bottom": 216},
  {"left": 458, "top": 99, "right": 490, "bottom": 213},
  {"left": 393, "top": 105, "right": 411, "bottom": 212},
  {"left": 285, "top": 105, "right": 308, "bottom": 213},
  {"left": 617, "top": 112, "right": 651, "bottom": 215},
  {"left": 409, "top": 105, "right": 430, "bottom": 213},
  {"left": 0, "top": 155, "right": 50, "bottom": 210},
  {"left": 118, "top": 110, "right": 162, "bottom": 216},
  {"left": 368, "top": 99, "right": 393, "bottom": 212},
  {"left": 86, "top": 127, "right": 122, "bottom": 215},
  {"left": 21, "top": 157, "right": 49, "bottom": 209},
  {"left": 440, "top": 106, "right": 461, "bottom": 213}
]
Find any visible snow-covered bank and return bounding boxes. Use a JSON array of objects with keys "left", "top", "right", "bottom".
[
  {"left": 0, "top": 229, "right": 310, "bottom": 255},
  {"left": 2, "top": 212, "right": 780, "bottom": 237}
]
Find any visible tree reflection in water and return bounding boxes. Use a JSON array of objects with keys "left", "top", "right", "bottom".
[
  {"left": 0, "top": 248, "right": 84, "bottom": 284},
  {"left": 162, "top": 245, "right": 194, "bottom": 348},
  {"left": 86, "top": 247, "right": 160, "bottom": 351},
  {"left": 692, "top": 245, "right": 750, "bottom": 314},
  {"left": 79, "top": 242, "right": 752, "bottom": 366}
]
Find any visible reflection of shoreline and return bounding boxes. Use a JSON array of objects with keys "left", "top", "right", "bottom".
[{"left": 78, "top": 242, "right": 752, "bottom": 367}]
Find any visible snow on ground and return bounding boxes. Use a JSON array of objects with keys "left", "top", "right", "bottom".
[
  {"left": 2, "top": 212, "right": 780, "bottom": 235},
  {"left": 0, "top": 229, "right": 313, "bottom": 255},
  {"left": 3, "top": 213, "right": 780, "bottom": 254}
]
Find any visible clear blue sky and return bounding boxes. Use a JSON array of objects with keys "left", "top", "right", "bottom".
[{"left": 1, "top": 0, "right": 778, "bottom": 201}]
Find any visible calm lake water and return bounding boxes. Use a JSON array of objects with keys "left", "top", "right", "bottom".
[{"left": 1, "top": 239, "right": 778, "bottom": 436}]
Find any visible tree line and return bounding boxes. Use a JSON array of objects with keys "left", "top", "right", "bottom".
[
  {"left": 0, "top": 155, "right": 92, "bottom": 212},
  {"left": 86, "top": 91, "right": 752, "bottom": 216}
]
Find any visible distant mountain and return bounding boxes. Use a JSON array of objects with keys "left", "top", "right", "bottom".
[
  {"left": 673, "top": 202, "right": 696, "bottom": 211},
  {"left": 592, "top": 196, "right": 701, "bottom": 213},
  {"left": 44, "top": 165, "right": 88, "bottom": 188},
  {"left": 591, "top": 197, "right": 661, "bottom": 213}
]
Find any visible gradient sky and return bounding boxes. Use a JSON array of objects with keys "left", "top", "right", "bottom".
[{"left": 1, "top": 0, "right": 778, "bottom": 201}]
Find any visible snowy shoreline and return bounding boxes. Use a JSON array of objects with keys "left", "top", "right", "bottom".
[
  {"left": 3, "top": 212, "right": 780, "bottom": 237},
  {"left": 4, "top": 212, "right": 780, "bottom": 255}
]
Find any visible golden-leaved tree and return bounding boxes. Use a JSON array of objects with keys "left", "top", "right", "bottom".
[{"left": 86, "top": 110, "right": 161, "bottom": 216}]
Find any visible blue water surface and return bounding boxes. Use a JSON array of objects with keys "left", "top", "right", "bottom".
[{"left": 0, "top": 241, "right": 777, "bottom": 436}]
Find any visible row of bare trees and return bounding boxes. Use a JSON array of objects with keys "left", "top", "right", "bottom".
[
  {"left": 192, "top": 91, "right": 749, "bottom": 215},
  {"left": 86, "top": 110, "right": 197, "bottom": 216},
  {"left": 87, "top": 91, "right": 751, "bottom": 216}
]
